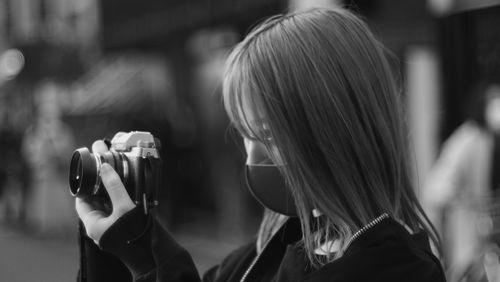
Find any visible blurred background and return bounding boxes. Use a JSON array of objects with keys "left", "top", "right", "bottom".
[{"left": 0, "top": 0, "right": 499, "bottom": 281}]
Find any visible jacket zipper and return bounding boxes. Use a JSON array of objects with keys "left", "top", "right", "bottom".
[
  {"left": 344, "top": 213, "right": 389, "bottom": 250},
  {"left": 240, "top": 240, "right": 269, "bottom": 282},
  {"left": 240, "top": 213, "right": 389, "bottom": 282}
]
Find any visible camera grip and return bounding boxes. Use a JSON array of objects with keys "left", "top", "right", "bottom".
[
  {"left": 144, "top": 157, "right": 162, "bottom": 209},
  {"left": 132, "top": 156, "right": 162, "bottom": 213}
]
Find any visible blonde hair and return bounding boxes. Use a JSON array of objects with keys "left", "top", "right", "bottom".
[{"left": 223, "top": 7, "right": 439, "bottom": 267}]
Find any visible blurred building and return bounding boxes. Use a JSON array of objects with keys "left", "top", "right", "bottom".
[
  {"left": 434, "top": 0, "right": 500, "bottom": 139},
  {"left": 0, "top": 0, "right": 497, "bottom": 254}
]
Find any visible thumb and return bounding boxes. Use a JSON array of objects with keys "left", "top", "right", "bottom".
[{"left": 100, "top": 163, "right": 135, "bottom": 216}]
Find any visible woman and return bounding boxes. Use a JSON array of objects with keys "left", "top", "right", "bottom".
[{"left": 76, "top": 7, "right": 446, "bottom": 282}]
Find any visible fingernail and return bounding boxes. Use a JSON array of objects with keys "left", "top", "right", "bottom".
[{"left": 101, "top": 163, "right": 111, "bottom": 174}]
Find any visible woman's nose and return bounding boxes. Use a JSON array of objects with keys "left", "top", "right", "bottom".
[{"left": 245, "top": 139, "right": 270, "bottom": 165}]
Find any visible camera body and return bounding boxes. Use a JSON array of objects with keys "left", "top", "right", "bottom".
[{"left": 69, "top": 131, "right": 162, "bottom": 212}]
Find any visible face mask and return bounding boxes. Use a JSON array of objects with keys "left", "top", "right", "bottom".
[{"left": 245, "top": 163, "right": 298, "bottom": 217}]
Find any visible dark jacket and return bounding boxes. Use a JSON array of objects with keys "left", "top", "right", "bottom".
[{"left": 80, "top": 207, "right": 446, "bottom": 282}]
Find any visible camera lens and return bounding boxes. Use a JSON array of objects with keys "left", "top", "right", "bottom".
[
  {"left": 69, "top": 148, "right": 99, "bottom": 197},
  {"left": 69, "top": 147, "right": 129, "bottom": 198}
]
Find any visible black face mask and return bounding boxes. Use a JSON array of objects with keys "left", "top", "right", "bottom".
[{"left": 245, "top": 163, "right": 298, "bottom": 217}]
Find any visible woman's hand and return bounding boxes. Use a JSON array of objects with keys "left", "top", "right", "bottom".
[{"left": 75, "top": 140, "right": 136, "bottom": 244}]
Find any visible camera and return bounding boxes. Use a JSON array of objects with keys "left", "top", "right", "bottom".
[{"left": 69, "top": 131, "right": 162, "bottom": 212}]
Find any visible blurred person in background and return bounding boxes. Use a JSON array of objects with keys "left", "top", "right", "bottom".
[
  {"left": 0, "top": 85, "right": 31, "bottom": 224},
  {"left": 22, "top": 80, "right": 76, "bottom": 236},
  {"left": 76, "top": 7, "right": 445, "bottom": 282},
  {"left": 424, "top": 80, "right": 500, "bottom": 281}
]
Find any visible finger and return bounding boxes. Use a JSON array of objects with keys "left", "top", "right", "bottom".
[
  {"left": 76, "top": 198, "right": 106, "bottom": 227},
  {"left": 92, "top": 140, "right": 109, "bottom": 154},
  {"left": 75, "top": 197, "right": 95, "bottom": 217},
  {"left": 100, "top": 163, "right": 135, "bottom": 213},
  {"left": 75, "top": 197, "right": 107, "bottom": 215}
]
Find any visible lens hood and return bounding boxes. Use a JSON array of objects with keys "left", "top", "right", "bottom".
[{"left": 69, "top": 147, "right": 99, "bottom": 197}]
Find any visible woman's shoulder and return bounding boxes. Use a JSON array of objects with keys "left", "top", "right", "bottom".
[
  {"left": 299, "top": 218, "right": 446, "bottom": 282},
  {"left": 207, "top": 239, "right": 257, "bottom": 281},
  {"left": 208, "top": 217, "right": 446, "bottom": 281}
]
